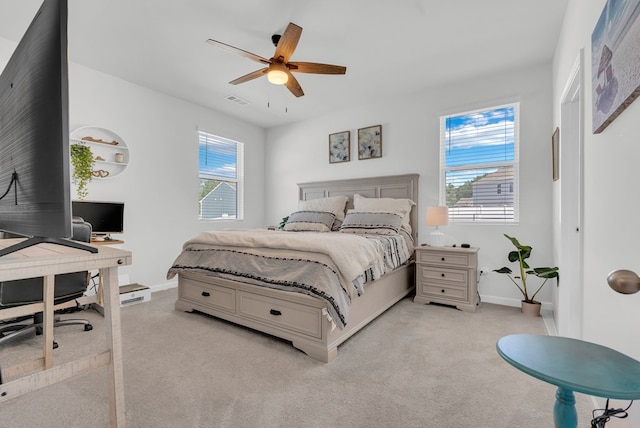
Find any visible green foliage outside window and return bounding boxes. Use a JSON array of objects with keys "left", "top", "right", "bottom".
[{"left": 199, "top": 179, "right": 220, "bottom": 200}]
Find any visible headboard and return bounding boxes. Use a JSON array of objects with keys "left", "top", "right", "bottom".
[{"left": 298, "top": 174, "right": 419, "bottom": 242}]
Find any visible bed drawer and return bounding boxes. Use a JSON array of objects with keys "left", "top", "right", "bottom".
[
  {"left": 237, "top": 291, "right": 323, "bottom": 339},
  {"left": 180, "top": 277, "right": 236, "bottom": 313}
]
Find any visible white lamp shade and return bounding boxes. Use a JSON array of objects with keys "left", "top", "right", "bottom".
[{"left": 426, "top": 206, "right": 449, "bottom": 226}]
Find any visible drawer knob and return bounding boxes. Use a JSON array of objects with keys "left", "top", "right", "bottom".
[
  {"left": 441, "top": 273, "right": 445, "bottom": 277},
  {"left": 441, "top": 257, "right": 445, "bottom": 261},
  {"left": 441, "top": 289, "right": 445, "bottom": 293},
  {"left": 201, "top": 291, "right": 210, "bottom": 297},
  {"left": 270, "top": 309, "right": 282, "bottom": 316}
]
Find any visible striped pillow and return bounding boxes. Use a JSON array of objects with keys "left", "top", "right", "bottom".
[
  {"left": 340, "top": 210, "right": 404, "bottom": 235},
  {"left": 284, "top": 210, "right": 336, "bottom": 232}
]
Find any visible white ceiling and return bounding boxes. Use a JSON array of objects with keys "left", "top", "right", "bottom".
[{"left": 0, "top": 0, "right": 568, "bottom": 129}]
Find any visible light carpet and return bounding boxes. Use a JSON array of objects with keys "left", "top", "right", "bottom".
[{"left": 0, "top": 289, "right": 593, "bottom": 427}]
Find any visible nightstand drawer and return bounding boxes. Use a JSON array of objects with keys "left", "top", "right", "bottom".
[
  {"left": 413, "top": 246, "right": 479, "bottom": 312},
  {"left": 417, "top": 251, "right": 471, "bottom": 268},
  {"left": 419, "top": 266, "right": 468, "bottom": 286},
  {"left": 421, "top": 284, "right": 468, "bottom": 301}
]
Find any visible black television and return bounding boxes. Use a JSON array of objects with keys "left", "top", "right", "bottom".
[
  {"left": 0, "top": 0, "right": 94, "bottom": 256},
  {"left": 72, "top": 200, "right": 124, "bottom": 238}
]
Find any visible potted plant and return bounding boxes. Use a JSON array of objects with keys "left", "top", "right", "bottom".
[
  {"left": 70, "top": 143, "right": 94, "bottom": 199},
  {"left": 278, "top": 216, "right": 289, "bottom": 230},
  {"left": 493, "top": 234, "right": 559, "bottom": 316}
]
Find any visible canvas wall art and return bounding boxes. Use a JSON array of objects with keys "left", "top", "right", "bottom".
[
  {"left": 329, "top": 131, "right": 350, "bottom": 163},
  {"left": 358, "top": 125, "right": 382, "bottom": 160},
  {"left": 592, "top": 0, "right": 640, "bottom": 133}
]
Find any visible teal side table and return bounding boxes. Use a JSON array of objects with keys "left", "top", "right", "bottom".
[{"left": 496, "top": 334, "right": 640, "bottom": 428}]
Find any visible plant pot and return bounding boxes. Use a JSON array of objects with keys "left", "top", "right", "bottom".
[{"left": 521, "top": 300, "right": 541, "bottom": 317}]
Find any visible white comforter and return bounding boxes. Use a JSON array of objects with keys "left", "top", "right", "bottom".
[{"left": 177, "top": 229, "right": 385, "bottom": 283}]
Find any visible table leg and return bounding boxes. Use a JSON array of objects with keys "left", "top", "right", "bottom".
[
  {"left": 100, "top": 266, "right": 126, "bottom": 426},
  {"left": 554, "top": 387, "right": 577, "bottom": 428},
  {"left": 42, "top": 275, "right": 55, "bottom": 369}
]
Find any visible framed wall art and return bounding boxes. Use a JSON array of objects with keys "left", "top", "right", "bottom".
[
  {"left": 329, "top": 130, "right": 350, "bottom": 163},
  {"left": 358, "top": 125, "right": 382, "bottom": 160},
  {"left": 591, "top": 0, "right": 640, "bottom": 133},
  {"left": 552, "top": 127, "right": 559, "bottom": 181}
]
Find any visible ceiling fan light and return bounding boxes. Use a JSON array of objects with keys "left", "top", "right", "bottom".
[{"left": 267, "top": 69, "right": 288, "bottom": 85}]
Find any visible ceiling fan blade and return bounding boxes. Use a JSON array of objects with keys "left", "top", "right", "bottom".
[
  {"left": 284, "top": 70, "right": 304, "bottom": 97},
  {"left": 206, "top": 39, "right": 271, "bottom": 65},
  {"left": 229, "top": 68, "right": 268, "bottom": 85},
  {"left": 288, "top": 62, "right": 347, "bottom": 75},
  {"left": 274, "top": 23, "right": 302, "bottom": 63}
]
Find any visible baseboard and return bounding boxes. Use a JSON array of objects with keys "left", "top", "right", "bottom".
[
  {"left": 479, "top": 294, "right": 552, "bottom": 311},
  {"left": 148, "top": 281, "right": 178, "bottom": 293}
]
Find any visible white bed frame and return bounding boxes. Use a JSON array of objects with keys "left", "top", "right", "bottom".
[{"left": 174, "top": 174, "right": 419, "bottom": 362}]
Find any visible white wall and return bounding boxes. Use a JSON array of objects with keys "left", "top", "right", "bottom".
[
  {"left": 553, "top": 1, "right": 640, "bottom": 424},
  {"left": 554, "top": 0, "right": 640, "bottom": 360},
  {"left": 0, "top": 39, "right": 266, "bottom": 289},
  {"left": 264, "top": 65, "right": 556, "bottom": 308},
  {"left": 67, "top": 64, "right": 266, "bottom": 289}
]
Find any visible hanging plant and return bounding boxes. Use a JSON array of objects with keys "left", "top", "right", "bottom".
[{"left": 70, "top": 143, "right": 94, "bottom": 199}]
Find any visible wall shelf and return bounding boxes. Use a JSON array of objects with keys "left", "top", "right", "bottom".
[{"left": 70, "top": 126, "right": 129, "bottom": 179}]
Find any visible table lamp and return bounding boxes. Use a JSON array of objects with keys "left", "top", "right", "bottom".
[{"left": 426, "top": 206, "right": 448, "bottom": 247}]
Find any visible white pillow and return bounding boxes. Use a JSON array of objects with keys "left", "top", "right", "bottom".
[
  {"left": 298, "top": 195, "right": 349, "bottom": 221},
  {"left": 353, "top": 194, "right": 415, "bottom": 232}
]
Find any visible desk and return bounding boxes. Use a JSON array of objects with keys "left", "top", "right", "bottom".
[
  {"left": 89, "top": 239, "right": 124, "bottom": 313},
  {"left": 0, "top": 238, "right": 131, "bottom": 427},
  {"left": 497, "top": 334, "right": 640, "bottom": 428},
  {"left": 91, "top": 239, "right": 125, "bottom": 245}
]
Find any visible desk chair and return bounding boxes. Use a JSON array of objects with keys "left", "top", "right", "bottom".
[{"left": 0, "top": 219, "right": 94, "bottom": 347}]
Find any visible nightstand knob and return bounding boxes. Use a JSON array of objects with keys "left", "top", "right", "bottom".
[
  {"left": 441, "top": 289, "right": 445, "bottom": 293},
  {"left": 441, "top": 273, "right": 445, "bottom": 277},
  {"left": 441, "top": 257, "right": 445, "bottom": 261}
]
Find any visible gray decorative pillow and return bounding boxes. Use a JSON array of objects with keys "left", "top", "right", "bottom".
[
  {"left": 284, "top": 210, "right": 337, "bottom": 232},
  {"left": 340, "top": 210, "right": 404, "bottom": 235}
]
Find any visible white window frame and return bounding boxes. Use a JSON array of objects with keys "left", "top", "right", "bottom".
[
  {"left": 439, "top": 102, "right": 520, "bottom": 224},
  {"left": 198, "top": 130, "right": 244, "bottom": 221}
]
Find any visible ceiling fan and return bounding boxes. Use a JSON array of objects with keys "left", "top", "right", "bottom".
[{"left": 206, "top": 22, "right": 346, "bottom": 98}]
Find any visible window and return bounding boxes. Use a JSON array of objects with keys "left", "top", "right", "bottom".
[
  {"left": 198, "top": 130, "right": 244, "bottom": 220},
  {"left": 440, "top": 103, "right": 519, "bottom": 223}
]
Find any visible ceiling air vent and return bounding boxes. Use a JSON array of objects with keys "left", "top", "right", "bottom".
[{"left": 225, "top": 95, "right": 249, "bottom": 106}]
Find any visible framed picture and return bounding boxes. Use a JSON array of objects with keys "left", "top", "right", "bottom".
[
  {"left": 591, "top": 0, "right": 640, "bottom": 133},
  {"left": 552, "top": 127, "right": 559, "bottom": 181},
  {"left": 358, "top": 125, "right": 382, "bottom": 160},
  {"left": 329, "top": 131, "right": 350, "bottom": 163}
]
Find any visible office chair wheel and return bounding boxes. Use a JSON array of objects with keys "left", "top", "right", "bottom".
[{"left": 84, "top": 324, "right": 93, "bottom": 332}]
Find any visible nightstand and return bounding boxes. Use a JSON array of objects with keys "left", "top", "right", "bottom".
[{"left": 413, "top": 245, "right": 479, "bottom": 312}]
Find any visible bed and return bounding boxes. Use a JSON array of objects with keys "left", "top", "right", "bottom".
[{"left": 169, "top": 174, "right": 418, "bottom": 362}]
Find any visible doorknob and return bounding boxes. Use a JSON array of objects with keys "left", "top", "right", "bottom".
[{"left": 607, "top": 270, "right": 640, "bottom": 294}]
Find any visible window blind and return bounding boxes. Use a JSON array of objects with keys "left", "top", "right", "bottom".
[
  {"left": 198, "top": 130, "right": 244, "bottom": 220},
  {"left": 440, "top": 103, "right": 519, "bottom": 223}
]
